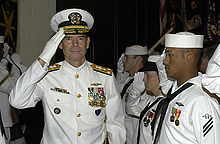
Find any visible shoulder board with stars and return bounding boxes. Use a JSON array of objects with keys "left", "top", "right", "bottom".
[
  {"left": 90, "top": 64, "right": 113, "bottom": 76},
  {"left": 48, "top": 64, "right": 61, "bottom": 72}
]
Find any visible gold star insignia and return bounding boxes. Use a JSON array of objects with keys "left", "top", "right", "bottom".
[{"left": 0, "top": 4, "right": 16, "bottom": 47}]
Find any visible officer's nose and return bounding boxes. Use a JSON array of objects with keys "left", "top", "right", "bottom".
[{"left": 72, "top": 38, "right": 78, "bottom": 47}]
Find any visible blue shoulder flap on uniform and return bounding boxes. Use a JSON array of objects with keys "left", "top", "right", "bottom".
[
  {"left": 90, "top": 64, "right": 113, "bottom": 76},
  {"left": 48, "top": 64, "right": 61, "bottom": 72}
]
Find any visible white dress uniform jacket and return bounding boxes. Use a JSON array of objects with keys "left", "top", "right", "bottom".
[
  {"left": 9, "top": 60, "right": 126, "bottom": 144},
  {"left": 126, "top": 92, "right": 163, "bottom": 144},
  {"left": 157, "top": 76, "right": 220, "bottom": 144}
]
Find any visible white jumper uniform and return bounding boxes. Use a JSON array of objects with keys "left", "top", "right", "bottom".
[
  {"left": 9, "top": 60, "right": 126, "bottom": 144},
  {"left": 126, "top": 91, "right": 163, "bottom": 144},
  {"left": 156, "top": 76, "right": 220, "bottom": 144}
]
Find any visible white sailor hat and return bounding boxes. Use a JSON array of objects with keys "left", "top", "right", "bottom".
[
  {"left": 165, "top": 32, "right": 204, "bottom": 48},
  {"left": 51, "top": 8, "right": 94, "bottom": 34},
  {"left": 0, "top": 36, "right": 4, "bottom": 43},
  {"left": 148, "top": 55, "right": 160, "bottom": 63},
  {"left": 125, "top": 45, "right": 148, "bottom": 55}
]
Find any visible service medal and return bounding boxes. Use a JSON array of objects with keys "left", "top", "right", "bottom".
[
  {"left": 174, "top": 108, "right": 181, "bottom": 126},
  {"left": 143, "top": 117, "right": 148, "bottom": 127},
  {"left": 170, "top": 107, "right": 175, "bottom": 122},
  {"left": 88, "top": 87, "right": 106, "bottom": 107},
  {"left": 175, "top": 119, "right": 180, "bottom": 126},
  {"left": 88, "top": 96, "right": 94, "bottom": 101},
  {"left": 170, "top": 115, "right": 175, "bottom": 122}
]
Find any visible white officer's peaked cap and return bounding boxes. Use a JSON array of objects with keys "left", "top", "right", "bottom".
[
  {"left": 51, "top": 8, "right": 94, "bottom": 34},
  {"left": 125, "top": 45, "right": 148, "bottom": 55},
  {"left": 0, "top": 36, "right": 4, "bottom": 43},
  {"left": 165, "top": 32, "right": 204, "bottom": 48}
]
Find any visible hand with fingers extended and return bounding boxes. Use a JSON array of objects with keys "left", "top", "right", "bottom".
[
  {"left": 39, "top": 29, "right": 65, "bottom": 65},
  {"left": 156, "top": 50, "right": 173, "bottom": 94},
  {"left": 3, "top": 43, "right": 10, "bottom": 58},
  {"left": 117, "top": 53, "right": 125, "bottom": 73},
  {"left": 131, "top": 72, "right": 145, "bottom": 94}
]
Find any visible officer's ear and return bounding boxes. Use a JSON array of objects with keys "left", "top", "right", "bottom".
[{"left": 86, "top": 36, "right": 90, "bottom": 49}]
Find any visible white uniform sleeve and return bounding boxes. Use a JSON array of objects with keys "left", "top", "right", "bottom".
[
  {"left": 0, "top": 66, "right": 18, "bottom": 94},
  {"left": 192, "top": 96, "right": 220, "bottom": 144},
  {"left": 126, "top": 92, "right": 156, "bottom": 117},
  {"left": 106, "top": 73, "right": 126, "bottom": 144},
  {"left": 9, "top": 60, "right": 48, "bottom": 109},
  {"left": 201, "top": 44, "right": 220, "bottom": 98},
  {"left": 125, "top": 89, "right": 142, "bottom": 116},
  {"left": 116, "top": 71, "right": 129, "bottom": 93}
]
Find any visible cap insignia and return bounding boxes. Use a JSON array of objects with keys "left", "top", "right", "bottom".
[{"left": 68, "top": 12, "right": 82, "bottom": 25}]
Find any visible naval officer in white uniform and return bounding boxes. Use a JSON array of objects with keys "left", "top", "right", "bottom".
[{"left": 9, "top": 8, "right": 126, "bottom": 144}]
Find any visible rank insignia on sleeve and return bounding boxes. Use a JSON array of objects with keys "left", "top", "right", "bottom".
[
  {"left": 203, "top": 115, "right": 213, "bottom": 137},
  {"left": 90, "top": 64, "right": 113, "bottom": 76},
  {"left": 88, "top": 87, "right": 106, "bottom": 107},
  {"left": 51, "top": 87, "right": 70, "bottom": 94},
  {"left": 170, "top": 107, "right": 181, "bottom": 126},
  {"left": 48, "top": 64, "right": 61, "bottom": 72},
  {"left": 202, "top": 113, "right": 212, "bottom": 119}
]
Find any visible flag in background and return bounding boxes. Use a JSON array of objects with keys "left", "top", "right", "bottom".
[
  {"left": 0, "top": 0, "right": 17, "bottom": 53},
  {"left": 166, "top": 0, "right": 184, "bottom": 33},
  {"left": 204, "top": 0, "right": 219, "bottom": 43},
  {"left": 183, "top": 0, "right": 202, "bottom": 32},
  {"left": 166, "top": 0, "right": 203, "bottom": 34},
  {"left": 159, "top": 0, "right": 167, "bottom": 36},
  {"left": 218, "top": 14, "right": 220, "bottom": 42}
]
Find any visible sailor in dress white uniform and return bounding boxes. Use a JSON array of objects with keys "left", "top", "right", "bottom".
[{"left": 152, "top": 32, "right": 220, "bottom": 144}]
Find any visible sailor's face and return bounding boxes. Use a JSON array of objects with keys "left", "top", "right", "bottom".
[
  {"left": 163, "top": 47, "right": 185, "bottom": 80},
  {"left": 144, "top": 71, "right": 160, "bottom": 93},
  {"left": 123, "top": 55, "right": 137, "bottom": 73}
]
